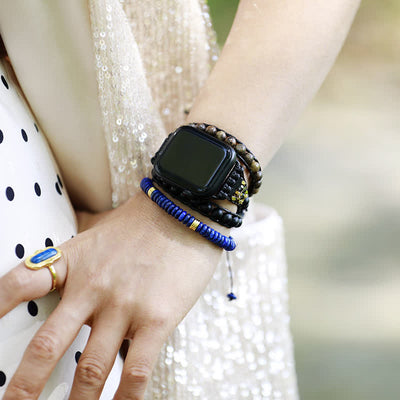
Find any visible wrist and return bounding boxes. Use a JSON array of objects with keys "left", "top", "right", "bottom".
[{"left": 125, "top": 188, "right": 229, "bottom": 256}]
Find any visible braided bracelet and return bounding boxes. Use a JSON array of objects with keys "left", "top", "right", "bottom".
[
  {"left": 141, "top": 178, "right": 236, "bottom": 251},
  {"left": 189, "top": 122, "right": 263, "bottom": 195},
  {"left": 151, "top": 173, "right": 244, "bottom": 229}
]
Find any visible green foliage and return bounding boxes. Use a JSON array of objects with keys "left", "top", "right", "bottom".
[{"left": 207, "top": 0, "right": 239, "bottom": 46}]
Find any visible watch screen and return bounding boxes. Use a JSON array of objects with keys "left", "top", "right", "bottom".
[{"left": 159, "top": 128, "right": 228, "bottom": 188}]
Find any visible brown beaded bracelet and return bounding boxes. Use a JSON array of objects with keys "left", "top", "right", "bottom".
[{"left": 189, "top": 123, "right": 263, "bottom": 195}]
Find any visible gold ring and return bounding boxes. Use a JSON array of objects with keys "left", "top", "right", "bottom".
[{"left": 24, "top": 246, "right": 62, "bottom": 292}]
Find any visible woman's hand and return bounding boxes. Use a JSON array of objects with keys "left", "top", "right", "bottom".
[{"left": 0, "top": 191, "right": 223, "bottom": 399}]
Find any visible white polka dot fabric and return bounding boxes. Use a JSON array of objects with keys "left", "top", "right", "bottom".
[{"left": 0, "top": 57, "right": 122, "bottom": 399}]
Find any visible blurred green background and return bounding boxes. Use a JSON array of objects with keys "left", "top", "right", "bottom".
[{"left": 207, "top": 1, "right": 400, "bottom": 399}]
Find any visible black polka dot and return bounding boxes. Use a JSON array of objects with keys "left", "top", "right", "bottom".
[
  {"left": 15, "top": 243, "right": 25, "bottom": 259},
  {"left": 55, "top": 182, "right": 62, "bottom": 195},
  {"left": 57, "top": 174, "right": 63, "bottom": 189},
  {"left": 21, "top": 129, "right": 28, "bottom": 142},
  {"left": 5, "top": 186, "right": 14, "bottom": 201},
  {"left": 27, "top": 300, "right": 38, "bottom": 316},
  {"left": 75, "top": 351, "right": 82, "bottom": 364},
  {"left": 45, "top": 237, "right": 53, "bottom": 247},
  {"left": 34, "top": 123, "right": 39, "bottom": 132},
  {"left": 0, "top": 129, "right": 3, "bottom": 144},
  {"left": 34, "top": 182, "right": 41, "bottom": 196},
  {"left": 1, "top": 75, "right": 9, "bottom": 90},
  {"left": 0, "top": 371, "right": 6, "bottom": 387},
  {"left": 71, "top": 235, "right": 75, "bottom": 238}
]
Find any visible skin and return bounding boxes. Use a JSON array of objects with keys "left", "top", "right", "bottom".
[{"left": 0, "top": 0, "right": 360, "bottom": 399}]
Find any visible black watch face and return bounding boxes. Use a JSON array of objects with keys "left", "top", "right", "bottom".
[{"left": 154, "top": 126, "right": 236, "bottom": 196}]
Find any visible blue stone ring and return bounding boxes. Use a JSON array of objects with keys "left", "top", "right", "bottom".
[{"left": 24, "top": 247, "right": 62, "bottom": 292}]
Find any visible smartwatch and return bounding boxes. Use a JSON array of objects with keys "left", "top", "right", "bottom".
[{"left": 151, "top": 125, "right": 249, "bottom": 228}]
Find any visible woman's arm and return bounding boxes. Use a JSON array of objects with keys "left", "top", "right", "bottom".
[{"left": 188, "top": 0, "right": 361, "bottom": 164}]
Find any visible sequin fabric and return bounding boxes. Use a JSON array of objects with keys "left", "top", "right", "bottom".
[
  {"left": 88, "top": 1, "right": 299, "bottom": 398},
  {"left": 89, "top": 0, "right": 218, "bottom": 208}
]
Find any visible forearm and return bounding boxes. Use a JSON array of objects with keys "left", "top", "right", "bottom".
[{"left": 187, "top": 0, "right": 361, "bottom": 165}]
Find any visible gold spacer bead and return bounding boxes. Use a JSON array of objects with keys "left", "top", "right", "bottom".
[
  {"left": 189, "top": 219, "right": 200, "bottom": 231},
  {"left": 147, "top": 187, "right": 156, "bottom": 198}
]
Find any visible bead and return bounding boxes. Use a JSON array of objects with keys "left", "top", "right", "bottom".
[
  {"left": 163, "top": 200, "right": 172, "bottom": 209},
  {"left": 182, "top": 214, "right": 191, "bottom": 224},
  {"left": 250, "top": 160, "right": 261, "bottom": 172},
  {"left": 205, "top": 125, "right": 217, "bottom": 134},
  {"left": 254, "top": 180, "right": 263, "bottom": 189},
  {"left": 186, "top": 216, "right": 195, "bottom": 227},
  {"left": 227, "top": 292, "right": 237, "bottom": 301},
  {"left": 212, "top": 208, "right": 224, "bottom": 219},
  {"left": 254, "top": 170, "right": 263, "bottom": 181},
  {"left": 226, "top": 136, "right": 237, "bottom": 147},
  {"left": 171, "top": 206, "right": 179, "bottom": 214},
  {"left": 174, "top": 209, "right": 183, "bottom": 218},
  {"left": 147, "top": 187, "right": 156, "bottom": 198},
  {"left": 235, "top": 143, "right": 246, "bottom": 154},
  {"left": 178, "top": 211, "right": 187, "bottom": 221},
  {"left": 244, "top": 152, "right": 255, "bottom": 164},
  {"left": 167, "top": 204, "right": 176, "bottom": 214},
  {"left": 153, "top": 192, "right": 161, "bottom": 201},
  {"left": 189, "top": 219, "right": 200, "bottom": 231},
  {"left": 222, "top": 213, "right": 233, "bottom": 224},
  {"left": 227, "top": 239, "right": 236, "bottom": 251},
  {"left": 216, "top": 130, "right": 226, "bottom": 141},
  {"left": 213, "top": 232, "right": 221, "bottom": 243},
  {"left": 200, "top": 225, "right": 208, "bottom": 235}
]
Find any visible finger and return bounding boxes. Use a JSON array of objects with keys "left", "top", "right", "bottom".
[
  {"left": 114, "top": 327, "right": 167, "bottom": 400},
  {"left": 70, "top": 311, "right": 129, "bottom": 400},
  {"left": 3, "top": 300, "right": 89, "bottom": 400},
  {"left": 0, "top": 251, "right": 67, "bottom": 318}
]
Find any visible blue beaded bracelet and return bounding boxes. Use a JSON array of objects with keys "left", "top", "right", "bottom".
[{"left": 140, "top": 178, "right": 236, "bottom": 251}]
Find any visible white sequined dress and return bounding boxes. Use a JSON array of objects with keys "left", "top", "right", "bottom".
[{"left": 0, "top": 0, "right": 299, "bottom": 398}]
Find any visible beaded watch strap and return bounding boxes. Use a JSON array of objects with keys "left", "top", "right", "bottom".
[
  {"left": 152, "top": 174, "right": 243, "bottom": 228},
  {"left": 189, "top": 123, "right": 263, "bottom": 195}
]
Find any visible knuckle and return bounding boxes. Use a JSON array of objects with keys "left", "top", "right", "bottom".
[
  {"left": 108, "top": 296, "right": 135, "bottom": 317},
  {"left": 124, "top": 362, "right": 151, "bottom": 386},
  {"left": 29, "top": 331, "right": 59, "bottom": 361},
  {"left": 5, "top": 378, "right": 36, "bottom": 399},
  {"left": 76, "top": 354, "right": 108, "bottom": 387},
  {"left": 147, "top": 308, "right": 170, "bottom": 333}
]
